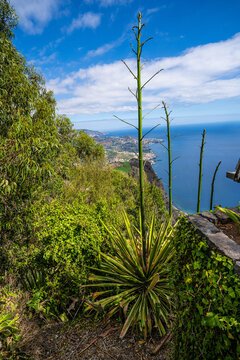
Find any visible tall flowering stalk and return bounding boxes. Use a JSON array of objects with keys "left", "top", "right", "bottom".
[
  {"left": 197, "top": 129, "right": 206, "bottom": 213},
  {"left": 115, "top": 12, "right": 162, "bottom": 264},
  {"left": 84, "top": 14, "right": 175, "bottom": 340},
  {"left": 210, "top": 161, "right": 221, "bottom": 211}
]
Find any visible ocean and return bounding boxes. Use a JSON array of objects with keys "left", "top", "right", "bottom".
[{"left": 107, "top": 121, "right": 240, "bottom": 213}]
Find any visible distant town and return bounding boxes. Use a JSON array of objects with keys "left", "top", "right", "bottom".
[{"left": 82, "top": 130, "right": 163, "bottom": 164}]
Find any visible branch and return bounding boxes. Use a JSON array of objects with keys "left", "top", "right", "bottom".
[
  {"left": 141, "top": 37, "right": 153, "bottom": 48},
  {"left": 121, "top": 60, "right": 137, "bottom": 80},
  {"left": 128, "top": 87, "right": 137, "bottom": 100},
  {"left": 161, "top": 112, "right": 173, "bottom": 121},
  {"left": 130, "top": 43, "right": 137, "bottom": 55},
  {"left": 160, "top": 143, "right": 168, "bottom": 151},
  {"left": 143, "top": 103, "right": 161, "bottom": 119},
  {"left": 151, "top": 332, "right": 173, "bottom": 355},
  {"left": 171, "top": 156, "right": 181, "bottom": 164},
  {"left": 141, "top": 123, "right": 161, "bottom": 140},
  {"left": 170, "top": 134, "right": 180, "bottom": 142},
  {"left": 114, "top": 115, "right": 138, "bottom": 130},
  {"left": 141, "top": 59, "right": 149, "bottom": 69},
  {"left": 141, "top": 69, "right": 163, "bottom": 89},
  {"left": 132, "top": 27, "right": 138, "bottom": 41}
]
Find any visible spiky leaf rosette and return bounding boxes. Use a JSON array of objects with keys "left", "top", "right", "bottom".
[{"left": 86, "top": 213, "right": 175, "bottom": 339}]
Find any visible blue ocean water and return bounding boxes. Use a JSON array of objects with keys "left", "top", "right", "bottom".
[{"left": 107, "top": 121, "right": 240, "bottom": 213}]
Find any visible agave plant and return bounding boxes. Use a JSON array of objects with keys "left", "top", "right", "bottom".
[{"left": 86, "top": 213, "right": 175, "bottom": 339}]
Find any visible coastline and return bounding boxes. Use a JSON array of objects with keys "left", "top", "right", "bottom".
[
  {"left": 92, "top": 133, "right": 162, "bottom": 164},
  {"left": 90, "top": 130, "right": 186, "bottom": 216},
  {"left": 88, "top": 123, "right": 240, "bottom": 213},
  {"left": 128, "top": 158, "right": 183, "bottom": 221}
]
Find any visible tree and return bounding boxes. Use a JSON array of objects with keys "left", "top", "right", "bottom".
[
  {"left": 55, "top": 115, "right": 76, "bottom": 145},
  {"left": 0, "top": 0, "right": 18, "bottom": 39},
  {"left": 73, "top": 130, "right": 105, "bottom": 161},
  {"left": 0, "top": 2, "right": 60, "bottom": 244}
]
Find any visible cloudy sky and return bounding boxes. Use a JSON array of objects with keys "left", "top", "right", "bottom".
[{"left": 12, "top": 0, "right": 240, "bottom": 131}]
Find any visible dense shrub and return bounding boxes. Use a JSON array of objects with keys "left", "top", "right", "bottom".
[
  {"left": 63, "top": 162, "right": 167, "bottom": 228},
  {"left": 173, "top": 217, "right": 240, "bottom": 360},
  {"left": 73, "top": 130, "right": 105, "bottom": 161},
  {"left": 9, "top": 198, "right": 107, "bottom": 316}
]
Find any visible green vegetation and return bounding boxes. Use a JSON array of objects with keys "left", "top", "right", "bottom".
[
  {"left": 116, "top": 12, "right": 164, "bottom": 262},
  {"left": 86, "top": 214, "right": 175, "bottom": 339},
  {"left": 173, "top": 217, "right": 240, "bottom": 360},
  {"left": 115, "top": 161, "right": 131, "bottom": 173},
  {"left": 0, "top": 288, "right": 22, "bottom": 359},
  {"left": 73, "top": 130, "right": 105, "bottom": 161},
  {"left": 2, "top": 2, "right": 238, "bottom": 359},
  {"left": 86, "top": 13, "right": 174, "bottom": 341},
  {"left": 215, "top": 206, "right": 240, "bottom": 231},
  {"left": 0, "top": 0, "right": 18, "bottom": 40},
  {"left": 0, "top": 5, "right": 169, "bottom": 356}
]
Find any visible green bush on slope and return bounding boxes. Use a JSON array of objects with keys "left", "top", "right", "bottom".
[{"left": 173, "top": 217, "right": 240, "bottom": 360}]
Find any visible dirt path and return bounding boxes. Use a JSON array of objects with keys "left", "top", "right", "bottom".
[{"left": 20, "top": 319, "right": 173, "bottom": 360}]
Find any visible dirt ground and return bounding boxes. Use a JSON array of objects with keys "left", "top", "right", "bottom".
[
  {"left": 19, "top": 319, "right": 173, "bottom": 360},
  {"left": 216, "top": 221, "right": 240, "bottom": 245}
]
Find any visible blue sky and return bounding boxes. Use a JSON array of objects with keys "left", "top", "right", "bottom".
[{"left": 11, "top": 0, "right": 240, "bottom": 131}]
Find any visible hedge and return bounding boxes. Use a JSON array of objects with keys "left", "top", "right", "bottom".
[{"left": 173, "top": 217, "right": 240, "bottom": 360}]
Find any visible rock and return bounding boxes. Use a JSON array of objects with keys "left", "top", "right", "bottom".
[
  {"left": 188, "top": 215, "right": 220, "bottom": 235},
  {"left": 200, "top": 211, "right": 218, "bottom": 224},
  {"left": 234, "top": 261, "right": 240, "bottom": 275},
  {"left": 214, "top": 210, "right": 230, "bottom": 224},
  {"left": 207, "top": 232, "right": 240, "bottom": 261}
]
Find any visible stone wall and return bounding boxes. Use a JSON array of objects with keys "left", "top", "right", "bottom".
[{"left": 188, "top": 207, "right": 240, "bottom": 277}]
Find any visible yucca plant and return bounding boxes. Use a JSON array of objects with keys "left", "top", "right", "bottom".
[
  {"left": 86, "top": 213, "right": 175, "bottom": 339},
  {"left": 20, "top": 268, "right": 45, "bottom": 291},
  {"left": 114, "top": 12, "right": 163, "bottom": 264},
  {"left": 215, "top": 206, "right": 240, "bottom": 232}
]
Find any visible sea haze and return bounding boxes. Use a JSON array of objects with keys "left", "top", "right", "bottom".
[{"left": 107, "top": 121, "right": 240, "bottom": 213}]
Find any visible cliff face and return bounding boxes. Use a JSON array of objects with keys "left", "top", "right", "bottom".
[{"left": 129, "top": 158, "right": 179, "bottom": 221}]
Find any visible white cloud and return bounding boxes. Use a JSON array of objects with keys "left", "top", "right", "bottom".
[
  {"left": 85, "top": 35, "right": 125, "bottom": 58},
  {"left": 86, "top": 43, "right": 116, "bottom": 58},
  {"left": 146, "top": 8, "right": 160, "bottom": 16},
  {"left": 66, "top": 12, "right": 101, "bottom": 34},
  {"left": 84, "top": 0, "right": 133, "bottom": 6},
  {"left": 30, "top": 52, "right": 57, "bottom": 65},
  {"left": 11, "top": 0, "right": 63, "bottom": 34},
  {"left": 47, "top": 33, "right": 240, "bottom": 116}
]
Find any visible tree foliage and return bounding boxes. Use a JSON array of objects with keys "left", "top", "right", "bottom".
[
  {"left": 0, "top": 29, "right": 61, "bottom": 243},
  {"left": 0, "top": 0, "right": 18, "bottom": 39},
  {"left": 0, "top": 5, "right": 169, "bottom": 352},
  {"left": 73, "top": 130, "right": 105, "bottom": 161}
]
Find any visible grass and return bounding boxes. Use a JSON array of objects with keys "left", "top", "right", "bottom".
[{"left": 115, "top": 162, "right": 131, "bottom": 174}]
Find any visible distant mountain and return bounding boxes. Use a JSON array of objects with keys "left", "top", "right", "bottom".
[{"left": 77, "top": 129, "right": 106, "bottom": 137}]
